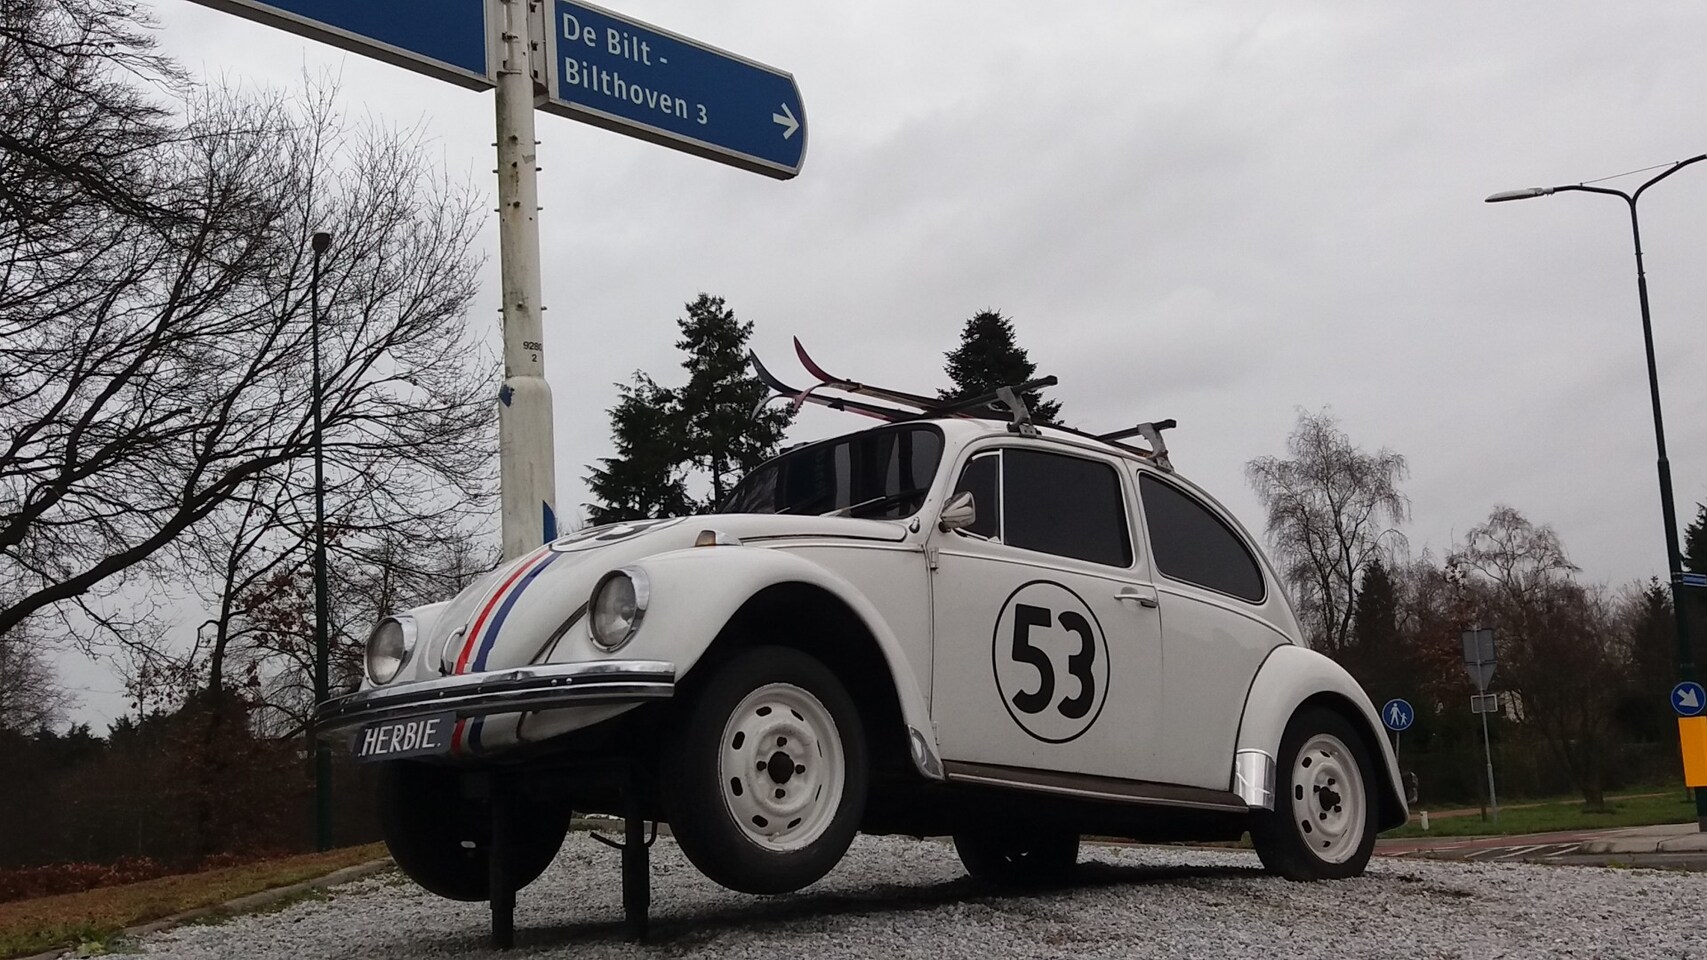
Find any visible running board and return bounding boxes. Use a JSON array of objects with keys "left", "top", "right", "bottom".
[{"left": 941, "top": 760, "right": 1250, "bottom": 813}]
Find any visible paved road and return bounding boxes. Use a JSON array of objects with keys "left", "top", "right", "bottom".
[{"left": 129, "top": 833, "right": 1707, "bottom": 959}]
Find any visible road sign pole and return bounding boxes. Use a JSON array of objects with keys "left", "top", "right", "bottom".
[
  {"left": 496, "top": 0, "right": 558, "bottom": 561},
  {"left": 1479, "top": 707, "right": 1499, "bottom": 824}
]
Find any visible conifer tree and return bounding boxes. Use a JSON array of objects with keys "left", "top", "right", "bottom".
[
  {"left": 674, "top": 294, "right": 792, "bottom": 508},
  {"left": 584, "top": 374, "right": 693, "bottom": 524},
  {"left": 939, "top": 310, "right": 1062, "bottom": 424},
  {"left": 1685, "top": 503, "right": 1707, "bottom": 575}
]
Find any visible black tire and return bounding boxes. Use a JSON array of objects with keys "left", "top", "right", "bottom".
[
  {"left": 1249, "top": 706, "right": 1379, "bottom": 880},
  {"left": 662, "top": 646, "right": 869, "bottom": 894},
  {"left": 377, "top": 760, "right": 569, "bottom": 901},
  {"left": 953, "top": 825, "right": 1079, "bottom": 886}
]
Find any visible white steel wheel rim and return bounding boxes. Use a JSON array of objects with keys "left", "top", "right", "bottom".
[
  {"left": 717, "top": 682, "right": 846, "bottom": 853},
  {"left": 1288, "top": 733, "right": 1367, "bottom": 864}
]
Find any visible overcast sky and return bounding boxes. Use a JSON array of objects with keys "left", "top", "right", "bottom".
[{"left": 57, "top": 0, "right": 1707, "bottom": 727}]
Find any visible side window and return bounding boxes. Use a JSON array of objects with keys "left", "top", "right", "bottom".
[
  {"left": 953, "top": 452, "right": 1001, "bottom": 539},
  {"left": 1139, "top": 474, "right": 1265, "bottom": 602},
  {"left": 1003, "top": 449, "right": 1133, "bottom": 567}
]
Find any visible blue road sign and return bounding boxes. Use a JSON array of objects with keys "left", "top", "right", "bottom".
[
  {"left": 544, "top": 1, "right": 806, "bottom": 179},
  {"left": 1381, "top": 698, "right": 1415, "bottom": 733},
  {"left": 1674, "top": 681, "right": 1707, "bottom": 718},
  {"left": 1681, "top": 572, "right": 1707, "bottom": 588},
  {"left": 187, "top": 0, "right": 495, "bottom": 88}
]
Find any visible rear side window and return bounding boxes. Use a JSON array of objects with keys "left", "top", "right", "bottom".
[
  {"left": 1003, "top": 449, "right": 1132, "bottom": 568},
  {"left": 1139, "top": 474, "right": 1264, "bottom": 602}
]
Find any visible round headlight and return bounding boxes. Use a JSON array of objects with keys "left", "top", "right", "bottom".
[
  {"left": 590, "top": 568, "right": 649, "bottom": 650},
  {"left": 366, "top": 616, "right": 416, "bottom": 685}
]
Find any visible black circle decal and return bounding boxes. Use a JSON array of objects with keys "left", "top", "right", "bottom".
[
  {"left": 549, "top": 517, "right": 684, "bottom": 553},
  {"left": 991, "top": 580, "right": 1110, "bottom": 744}
]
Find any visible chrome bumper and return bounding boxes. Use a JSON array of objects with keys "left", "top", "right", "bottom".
[{"left": 312, "top": 660, "right": 676, "bottom": 739}]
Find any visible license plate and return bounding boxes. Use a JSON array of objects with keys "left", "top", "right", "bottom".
[{"left": 352, "top": 711, "right": 456, "bottom": 762}]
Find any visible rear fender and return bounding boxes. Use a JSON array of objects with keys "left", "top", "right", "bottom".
[{"left": 1234, "top": 644, "right": 1408, "bottom": 830}]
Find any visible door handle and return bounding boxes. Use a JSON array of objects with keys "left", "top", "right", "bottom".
[{"left": 1115, "top": 588, "right": 1159, "bottom": 609}]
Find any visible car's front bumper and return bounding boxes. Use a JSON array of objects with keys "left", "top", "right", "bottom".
[{"left": 312, "top": 660, "right": 677, "bottom": 739}]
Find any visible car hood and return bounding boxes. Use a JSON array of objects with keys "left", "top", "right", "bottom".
[{"left": 410, "top": 513, "right": 910, "bottom": 681}]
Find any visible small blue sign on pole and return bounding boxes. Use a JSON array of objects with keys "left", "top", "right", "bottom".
[
  {"left": 544, "top": 1, "right": 806, "bottom": 178},
  {"left": 1673, "top": 681, "right": 1706, "bottom": 718},
  {"left": 1381, "top": 698, "right": 1415, "bottom": 733},
  {"left": 186, "top": 0, "right": 497, "bottom": 88}
]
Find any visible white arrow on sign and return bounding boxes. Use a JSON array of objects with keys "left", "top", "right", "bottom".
[
  {"left": 1681, "top": 687, "right": 1703, "bottom": 711},
  {"left": 773, "top": 103, "right": 799, "bottom": 139}
]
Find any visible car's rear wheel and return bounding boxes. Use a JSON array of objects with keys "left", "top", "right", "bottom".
[
  {"left": 377, "top": 760, "right": 569, "bottom": 901},
  {"left": 663, "top": 646, "right": 868, "bottom": 894},
  {"left": 953, "top": 824, "right": 1079, "bottom": 886},
  {"left": 1249, "top": 706, "right": 1378, "bottom": 880}
]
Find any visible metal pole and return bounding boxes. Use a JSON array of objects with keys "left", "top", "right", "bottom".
[
  {"left": 310, "top": 230, "right": 333, "bottom": 851},
  {"left": 1479, "top": 707, "right": 1499, "bottom": 824},
  {"left": 495, "top": 0, "right": 558, "bottom": 561},
  {"left": 1492, "top": 155, "right": 1707, "bottom": 829}
]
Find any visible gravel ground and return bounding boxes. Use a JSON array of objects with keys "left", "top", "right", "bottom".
[{"left": 132, "top": 833, "right": 1705, "bottom": 959}]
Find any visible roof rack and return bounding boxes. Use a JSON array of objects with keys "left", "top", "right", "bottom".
[{"left": 748, "top": 342, "right": 1174, "bottom": 466}]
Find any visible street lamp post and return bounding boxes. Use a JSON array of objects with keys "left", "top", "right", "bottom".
[
  {"left": 310, "top": 230, "right": 333, "bottom": 851},
  {"left": 1488, "top": 154, "right": 1707, "bottom": 829}
]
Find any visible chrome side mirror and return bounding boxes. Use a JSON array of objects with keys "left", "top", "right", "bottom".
[{"left": 938, "top": 490, "right": 976, "bottom": 532}]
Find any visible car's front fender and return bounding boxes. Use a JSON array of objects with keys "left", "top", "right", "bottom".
[
  {"left": 1234, "top": 644, "right": 1408, "bottom": 829},
  {"left": 559, "top": 544, "right": 944, "bottom": 780}
]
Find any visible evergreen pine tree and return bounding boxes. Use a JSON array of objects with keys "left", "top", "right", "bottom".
[
  {"left": 1348, "top": 558, "right": 1400, "bottom": 690},
  {"left": 584, "top": 373, "right": 694, "bottom": 524},
  {"left": 1685, "top": 503, "right": 1707, "bottom": 575},
  {"left": 674, "top": 294, "right": 793, "bottom": 508},
  {"left": 939, "top": 310, "right": 1062, "bottom": 424}
]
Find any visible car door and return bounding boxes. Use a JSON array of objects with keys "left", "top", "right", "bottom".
[
  {"left": 1133, "top": 469, "right": 1289, "bottom": 789},
  {"left": 928, "top": 443, "right": 1164, "bottom": 781}
]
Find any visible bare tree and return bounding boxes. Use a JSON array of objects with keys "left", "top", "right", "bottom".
[
  {"left": 0, "top": 609, "right": 71, "bottom": 731},
  {"left": 1449, "top": 507, "right": 1620, "bottom": 806},
  {"left": 1247, "top": 410, "right": 1409, "bottom": 657},
  {"left": 1, "top": 66, "right": 494, "bottom": 654}
]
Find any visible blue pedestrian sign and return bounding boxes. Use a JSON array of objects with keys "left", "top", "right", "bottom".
[
  {"left": 1673, "top": 681, "right": 1707, "bottom": 718},
  {"left": 544, "top": 1, "right": 807, "bottom": 179},
  {"left": 1381, "top": 698, "right": 1415, "bottom": 733},
  {"left": 185, "top": 0, "right": 496, "bottom": 88}
]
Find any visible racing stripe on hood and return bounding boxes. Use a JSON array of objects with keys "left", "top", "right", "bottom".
[{"left": 451, "top": 546, "right": 557, "bottom": 674}]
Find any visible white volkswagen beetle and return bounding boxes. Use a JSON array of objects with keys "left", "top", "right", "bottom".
[{"left": 315, "top": 353, "right": 1405, "bottom": 939}]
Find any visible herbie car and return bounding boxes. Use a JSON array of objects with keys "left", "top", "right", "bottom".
[{"left": 315, "top": 345, "right": 1406, "bottom": 938}]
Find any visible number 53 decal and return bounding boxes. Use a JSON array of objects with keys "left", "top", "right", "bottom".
[{"left": 992, "top": 581, "right": 1111, "bottom": 743}]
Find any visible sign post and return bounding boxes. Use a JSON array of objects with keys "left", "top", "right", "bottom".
[
  {"left": 1462, "top": 627, "right": 1499, "bottom": 823},
  {"left": 1380, "top": 697, "right": 1414, "bottom": 758}
]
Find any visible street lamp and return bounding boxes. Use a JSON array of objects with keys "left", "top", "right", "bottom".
[
  {"left": 1488, "top": 154, "right": 1707, "bottom": 829},
  {"left": 310, "top": 230, "right": 333, "bottom": 851}
]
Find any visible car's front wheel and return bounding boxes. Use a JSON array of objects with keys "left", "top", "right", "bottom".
[
  {"left": 953, "top": 825, "right": 1079, "bottom": 886},
  {"left": 377, "top": 760, "right": 569, "bottom": 901},
  {"left": 1249, "top": 706, "right": 1378, "bottom": 880},
  {"left": 663, "top": 646, "right": 869, "bottom": 894}
]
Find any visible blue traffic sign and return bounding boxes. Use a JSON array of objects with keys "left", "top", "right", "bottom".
[
  {"left": 1674, "top": 681, "right": 1707, "bottom": 718},
  {"left": 544, "top": 1, "right": 806, "bottom": 178},
  {"left": 187, "top": 0, "right": 495, "bottom": 87},
  {"left": 1381, "top": 698, "right": 1415, "bottom": 733}
]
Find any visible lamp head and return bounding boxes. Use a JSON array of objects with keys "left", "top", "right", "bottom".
[
  {"left": 311, "top": 232, "right": 333, "bottom": 253},
  {"left": 1484, "top": 187, "right": 1554, "bottom": 203}
]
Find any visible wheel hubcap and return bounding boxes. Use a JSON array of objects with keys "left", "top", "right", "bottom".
[
  {"left": 718, "top": 682, "right": 845, "bottom": 852},
  {"left": 1288, "top": 733, "right": 1366, "bottom": 864}
]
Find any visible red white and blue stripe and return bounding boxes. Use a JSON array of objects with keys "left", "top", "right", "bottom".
[{"left": 448, "top": 545, "right": 561, "bottom": 754}]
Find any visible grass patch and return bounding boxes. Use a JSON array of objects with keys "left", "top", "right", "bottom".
[
  {"left": 0, "top": 844, "right": 387, "bottom": 959},
  {"left": 1385, "top": 789, "right": 1696, "bottom": 838}
]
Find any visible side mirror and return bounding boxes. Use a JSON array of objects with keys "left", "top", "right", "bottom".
[{"left": 938, "top": 490, "right": 976, "bottom": 532}]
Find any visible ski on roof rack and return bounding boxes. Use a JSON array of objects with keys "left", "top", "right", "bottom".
[{"left": 750, "top": 345, "right": 1174, "bottom": 465}]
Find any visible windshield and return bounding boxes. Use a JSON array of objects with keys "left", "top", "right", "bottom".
[{"left": 718, "top": 425, "right": 944, "bottom": 520}]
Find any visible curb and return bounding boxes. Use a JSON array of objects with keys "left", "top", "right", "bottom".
[{"left": 18, "top": 859, "right": 395, "bottom": 960}]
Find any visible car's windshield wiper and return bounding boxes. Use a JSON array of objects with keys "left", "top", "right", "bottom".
[{"left": 821, "top": 488, "right": 930, "bottom": 518}]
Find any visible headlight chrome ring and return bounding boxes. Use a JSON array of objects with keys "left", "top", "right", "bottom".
[
  {"left": 590, "top": 567, "right": 650, "bottom": 651},
  {"left": 365, "top": 616, "right": 417, "bottom": 685}
]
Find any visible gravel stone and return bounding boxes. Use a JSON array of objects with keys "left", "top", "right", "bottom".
[{"left": 132, "top": 833, "right": 1707, "bottom": 959}]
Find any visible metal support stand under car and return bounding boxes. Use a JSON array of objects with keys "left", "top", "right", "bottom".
[
  {"left": 590, "top": 772, "right": 656, "bottom": 941},
  {"left": 488, "top": 774, "right": 520, "bottom": 949}
]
